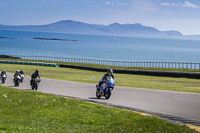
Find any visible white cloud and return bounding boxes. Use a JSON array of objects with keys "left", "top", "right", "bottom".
[
  {"left": 106, "top": 1, "right": 114, "bottom": 6},
  {"left": 160, "top": 1, "right": 200, "bottom": 9},
  {"left": 130, "top": 0, "right": 158, "bottom": 11},
  {"left": 160, "top": 3, "right": 177, "bottom": 7},
  {"left": 181, "top": 1, "right": 199, "bottom": 9}
]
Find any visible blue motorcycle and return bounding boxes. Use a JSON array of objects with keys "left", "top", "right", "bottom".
[{"left": 96, "top": 76, "right": 115, "bottom": 99}]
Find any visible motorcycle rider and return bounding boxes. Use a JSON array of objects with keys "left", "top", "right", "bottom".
[
  {"left": 30, "top": 70, "right": 41, "bottom": 85},
  {"left": 1, "top": 70, "right": 7, "bottom": 82},
  {"left": 19, "top": 69, "right": 25, "bottom": 82},
  {"left": 20, "top": 70, "right": 24, "bottom": 75},
  {"left": 98, "top": 69, "right": 115, "bottom": 95},
  {"left": 14, "top": 70, "right": 20, "bottom": 78},
  {"left": 1, "top": 70, "right": 7, "bottom": 78}
]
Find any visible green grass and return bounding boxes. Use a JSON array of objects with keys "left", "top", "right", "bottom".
[
  {"left": 0, "top": 85, "right": 196, "bottom": 132},
  {"left": 1, "top": 63, "right": 200, "bottom": 93},
  {"left": 1, "top": 58, "right": 200, "bottom": 73}
]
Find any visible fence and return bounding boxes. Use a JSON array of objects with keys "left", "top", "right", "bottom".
[{"left": 1, "top": 55, "right": 200, "bottom": 69}]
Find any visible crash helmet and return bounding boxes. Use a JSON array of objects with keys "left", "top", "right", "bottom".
[
  {"left": 16, "top": 70, "right": 20, "bottom": 73},
  {"left": 20, "top": 70, "right": 23, "bottom": 72},
  {"left": 107, "top": 69, "right": 113, "bottom": 75},
  {"left": 35, "top": 69, "right": 39, "bottom": 74},
  {"left": 3, "top": 70, "right": 5, "bottom": 72}
]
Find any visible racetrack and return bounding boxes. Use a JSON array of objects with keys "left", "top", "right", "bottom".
[{"left": 1, "top": 73, "right": 200, "bottom": 125}]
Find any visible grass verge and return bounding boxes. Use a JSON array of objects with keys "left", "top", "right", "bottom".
[
  {"left": 1, "top": 63, "right": 200, "bottom": 93},
  {"left": 0, "top": 85, "right": 196, "bottom": 132}
]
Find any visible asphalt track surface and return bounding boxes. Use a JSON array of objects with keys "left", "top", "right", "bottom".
[{"left": 1, "top": 73, "right": 200, "bottom": 125}]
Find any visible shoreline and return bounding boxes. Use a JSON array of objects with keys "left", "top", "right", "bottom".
[
  {"left": 32, "top": 37, "right": 79, "bottom": 41},
  {"left": 0, "top": 55, "right": 20, "bottom": 59},
  {"left": 0, "top": 37, "right": 15, "bottom": 39}
]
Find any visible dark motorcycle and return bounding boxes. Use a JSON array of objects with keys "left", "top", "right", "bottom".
[
  {"left": 96, "top": 76, "right": 115, "bottom": 99},
  {"left": 14, "top": 75, "right": 21, "bottom": 87},
  {"left": 31, "top": 77, "right": 41, "bottom": 90}
]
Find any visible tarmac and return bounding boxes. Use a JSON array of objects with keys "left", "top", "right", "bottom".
[{"left": 2, "top": 73, "right": 200, "bottom": 127}]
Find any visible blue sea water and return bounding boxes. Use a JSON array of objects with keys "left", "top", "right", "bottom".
[{"left": 0, "top": 30, "right": 200, "bottom": 62}]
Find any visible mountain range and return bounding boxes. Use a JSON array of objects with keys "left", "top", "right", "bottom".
[{"left": 0, "top": 20, "right": 199, "bottom": 39}]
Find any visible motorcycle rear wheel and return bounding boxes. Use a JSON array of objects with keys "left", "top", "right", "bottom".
[{"left": 96, "top": 89, "right": 101, "bottom": 98}]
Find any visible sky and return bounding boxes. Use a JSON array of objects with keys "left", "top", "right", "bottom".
[{"left": 0, "top": 0, "right": 200, "bottom": 35}]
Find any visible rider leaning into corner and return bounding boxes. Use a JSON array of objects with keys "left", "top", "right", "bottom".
[
  {"left": 30, "top": 70, "right": 40, "bottom": 82},
  {"left": 20, "top": 70, "right": 24, "bottom": 75},
  {"left": 1, "top": 70, "right": 7, "bottom": 77},
  {"left": 98, "top": 69, "right": 115, "bottom": 95},
  {"left": 14, "top": 70, "right": 20, "bottom": 78},
  {"left": 30, "top": 70, "right": 41, "bottom": 85}
]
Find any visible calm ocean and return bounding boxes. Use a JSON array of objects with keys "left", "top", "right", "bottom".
[{"left": 0, "top": 30, "right": 200, "bottom": 62}]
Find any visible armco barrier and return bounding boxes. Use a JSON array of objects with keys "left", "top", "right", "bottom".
[
  {"left": 1, "top": 55, "right": 200, "bottom": 69},
  {"left": 59, "top": 64, "right": 200, "bottom": 79},
  {"left": 0, "top": 60, "right": 57, "bottom": 67}
]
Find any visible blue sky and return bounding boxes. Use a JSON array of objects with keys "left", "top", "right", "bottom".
[{"left": 0, "top": 0, "right": 200, "bottom": 35}]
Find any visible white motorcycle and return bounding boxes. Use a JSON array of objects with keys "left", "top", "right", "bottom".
[
  {"left": 20, "top": 74, "right": 25, "bottom": 83},
  {"left": 1, "top": 74, "right": 7, "bottom": 84}
]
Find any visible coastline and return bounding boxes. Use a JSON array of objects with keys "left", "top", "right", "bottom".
[{"left": 32, "top": 37, "right": 79, "bottom": 41}]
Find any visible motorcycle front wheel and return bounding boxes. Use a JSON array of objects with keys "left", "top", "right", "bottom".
[
  {"left": 105, "top": 90, "right": 111, "bottom": 99},
  {"left": 15, "top": 81, "right": 19, "bottom": 87}
]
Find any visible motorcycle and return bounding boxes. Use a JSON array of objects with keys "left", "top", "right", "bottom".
[
  {"left": 96, "top": 76, "right": 115, "bottom": 99},
  {"left": 14, "top": 75, "right": 21, "bottom": 87},
  {"left": 1, "top": 74, "right": 7, "bottom": 84},
  {"left": 20, "top": 74, "right": 25, "bottom": 83},
  {"left": 31, "top": 77, "right": 41, "bottom": 90}
]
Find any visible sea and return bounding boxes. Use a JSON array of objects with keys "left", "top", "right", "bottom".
[{"left": 0, "top": 30, "right": 200, "bottom": 63}]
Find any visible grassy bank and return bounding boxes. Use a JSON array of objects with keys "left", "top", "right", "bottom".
[
  {"left": 1, "top": 63, "right": 200, "bottom": 93},
  {"left": 0, "top": 85, "right": 196, "bottom": 132},
  {"left": 1, "top": 58, "right": 200, "bottom": 73}
]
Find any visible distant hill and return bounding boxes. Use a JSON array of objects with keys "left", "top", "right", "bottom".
[
  {"left": 184, "top": 35, "right": 200, "bottom": 40},
  {"left": 0, "top": 20, "right": 187, "bottom": 38}
]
